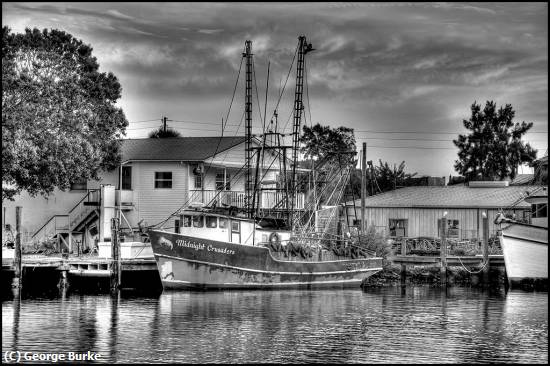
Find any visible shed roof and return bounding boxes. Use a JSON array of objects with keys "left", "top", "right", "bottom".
[
  {"left": 121, "top": 137, "right": 246, "bottom": 162},
  {"left": 353, "top": 185, "right": 547, "bottom": 209}
]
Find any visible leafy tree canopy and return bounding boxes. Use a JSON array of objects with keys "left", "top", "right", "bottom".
[
  {"left": 453, "top": 101, "right": 537, "bottom": 181},
  {"left": 300, "top": 123, "right": 356, "bottom": 167},
  {"left": 148, "top": 127, "right": 181, "bottom": 138},
  {"left": 2, "top": 27, "right": 128, "bottom": 201}
]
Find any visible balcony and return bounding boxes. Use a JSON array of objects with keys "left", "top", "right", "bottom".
[{"left": 189, "top": 190, "right": 304, "bottom": 210}]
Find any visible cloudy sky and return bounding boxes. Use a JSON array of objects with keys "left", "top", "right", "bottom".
[{"left": 3, "top": 2, "right": 548, "bottom": 178}]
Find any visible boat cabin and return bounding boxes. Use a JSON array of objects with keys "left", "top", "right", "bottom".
[
  {"left": 176, "top": 209, "right": 291, "bottom": 246},
  {"left": 524, "top": 190, "right": 548, "bottom": 228}
]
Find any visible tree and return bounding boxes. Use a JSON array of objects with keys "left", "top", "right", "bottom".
[
  {"left": 2, "top": 27, "right": 128, "bottom": 201},
  {"left": 299, "top": 123, "right": 357, "bottom": 205},
  {"left": 300, "top": 123, "right": 356, "bottom": 166},
  {"left": 148, "top": 127, "right": 181, "bottom": 138},
  {"left": 374, "top": 160, "right": 417, "bottom": 192},
  {"left": 453, "top": 101, "right": 537, "bottom": 181}
]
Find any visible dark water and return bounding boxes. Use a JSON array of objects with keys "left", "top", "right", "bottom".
[{"left": 2, "top": 287, "right": 548, "bottom": 364}]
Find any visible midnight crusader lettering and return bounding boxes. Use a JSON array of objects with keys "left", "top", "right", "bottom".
[{"left": 175, "top": 239, "right": 236, "bottom": 255}]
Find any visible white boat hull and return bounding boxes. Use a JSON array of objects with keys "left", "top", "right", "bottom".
[{"left": 499, "top": 223, "right": 548, "bottom": 283}]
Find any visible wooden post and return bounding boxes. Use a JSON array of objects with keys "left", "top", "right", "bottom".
[
  {"left": 400, "top": 237, "right": 407, "bottom": 285},
  {"left": 12, "top": 207, "right": 23, "bottom": 292},
  {"left": 440, "top": 216, "right": 447, "bottom": 287},
  {"left": 482, "top": 216, "right": 489, "bottom": 286},
  {"left": 361, "top": 142, "right": 366, "bottom": 233},
  {"left": 110, "top": 218, "right": 121, "bottom": 293},
  {"left": 58, "top": 270, "right": 69, "bottom": 296}
]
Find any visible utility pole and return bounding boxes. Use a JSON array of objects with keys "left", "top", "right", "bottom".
[{"left": 361, "top": 143, "right": 366, "bottom": 233}]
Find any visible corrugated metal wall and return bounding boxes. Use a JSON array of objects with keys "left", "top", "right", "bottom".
[{"left": 348, "top": 206, "right": 529, "bottom": 238}]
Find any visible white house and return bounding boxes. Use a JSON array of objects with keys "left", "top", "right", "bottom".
[{"left": 2, "top": 136, "right": 303, "bottom": 253}]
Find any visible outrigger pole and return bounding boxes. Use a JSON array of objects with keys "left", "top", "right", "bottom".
[
  {"left": 244, "top": 40, "right": 254, "bottom": 219},
  {"left": 289, "top": 35, "right": 314, "bottom": 229}
]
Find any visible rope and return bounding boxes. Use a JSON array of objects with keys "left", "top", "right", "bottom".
[{"left": 455, "top": 255, "right": 489, "bottom": 274}]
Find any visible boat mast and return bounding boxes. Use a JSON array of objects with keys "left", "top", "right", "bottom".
[
  {"left": 289, "top": 35, "right": 314, "bottom": 229},
  {"left": 244, "top": 40, "right": 254, "bottom": 219}
]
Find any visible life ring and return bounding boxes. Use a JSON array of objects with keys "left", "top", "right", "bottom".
[{"left": 269, "top": 232, "right": 281, "bottom": 246}]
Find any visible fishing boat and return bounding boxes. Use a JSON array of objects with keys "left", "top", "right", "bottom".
[
  {"left": 147, "top": 36, "right": 383, "bottom": 290},
  {"left": 497, "top": 187, "right": 548, "bottom": 288}
]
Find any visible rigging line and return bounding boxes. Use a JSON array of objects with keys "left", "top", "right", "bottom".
[
  {"left": 269, "top": 43, "right": 299, "bottom": 125},
  {"left": 222, "top": 50, "right": 245, "bottom": 131},
  {"left": 304, "top": 57, "right": 312, "bottom": 128},
  {"left": 150, "top": 53, "right": 246, "bottom": 229},
  {"left": 263, "top": 61, "right": 270, "bottom": 133},
  {"left": 252, "top": 57, "right": 264, "bottom": 127}
]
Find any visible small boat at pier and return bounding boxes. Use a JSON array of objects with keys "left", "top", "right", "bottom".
[{"left": 497, "top": 187, "right": 548, "bottom": 288}]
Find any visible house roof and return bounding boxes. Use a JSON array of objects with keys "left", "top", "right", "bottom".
[
  {"left": 510, "top": 174, "right": 534, "bottom": 185},
  {"left": 352, "top": 185, "right": 547, "bottom": 209},
  {"left": 121, "top": 137, "right": 246, "bottom": 162}
]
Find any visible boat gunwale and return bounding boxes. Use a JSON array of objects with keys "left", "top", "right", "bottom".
[{"left": 154, "top": 252, "right": 383, "bottom": 275}]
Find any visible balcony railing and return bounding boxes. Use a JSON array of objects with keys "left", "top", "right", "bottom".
[
  {"left": 189, "top": 190, "right": 304, "bottom": 210},
  {"left": 68, "top": 189, "right": 100, "bottom": 231},
  {"left": 31, "top": 215, "right": 69, "bottom": 244}
]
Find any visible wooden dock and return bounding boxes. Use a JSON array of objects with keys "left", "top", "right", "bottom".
[
  {"left": 391, "top": 254, "right": 504, "bottom": 267},
  {"left": 2, "top": 253, "right": 160, "bottom": 293},
  {"left": 2, "top": 254, "right": 157, "bottom": 273}
]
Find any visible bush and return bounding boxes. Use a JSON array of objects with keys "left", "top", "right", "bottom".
[{"left": 352, "top": 224, "right": 393, "bottom": 259}]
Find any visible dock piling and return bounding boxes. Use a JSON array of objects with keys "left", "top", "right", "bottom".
[
  {"left": 110, "top": 218, "right": 121, "bottom": 293},
  {"left": 440, "top": 216, "right": 447, "bottom": 287},
  {"left": 400, "top": 237, "right": 407, "bottom": 285},
  {"left": 58, "top": 270, "right": 70, "bottom": 295},
  {"left": 12, "top": 206, "right": 23, "bottom": 293},
  {"left": 482, "top": 216, "right": 489, "bottom": 286}
]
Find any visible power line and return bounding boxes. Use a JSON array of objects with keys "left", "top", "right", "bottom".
[
  {"left": 354, "top": 129, "right": 548, "bottom": 135},
  {"left": 128, "top": 119, "right": 161, "bottom": 124},
  {"left": 357, "top": 137, "right": 548, "bottom": 142}
]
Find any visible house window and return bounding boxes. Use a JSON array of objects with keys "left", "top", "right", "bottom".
[
  {"left": 215, "top": 171, "right": 230, "bottom": 190},
  {"left": 121, "top": 166, "right": 132, "bottom": 190},
  {"left": 438, "top": 219, "right": 459, "bottom": 237},
  {"left": 389, "top": 219, "right": 407, "bottom": 237},
  {"left": 175, "top": 219, "right": 180, "bottom": 233},
  {"left": 206, "top": 216, "right": 217, "bottom": 228},
  {"left": 533, "top": 203, "right": 548, "bottom": 218},
  {"left": 193, "top": 215, "right": 204, "bottom": 228},
  {"left": 447, "top": 219, "right": 459, "bottom": 238},
  {"left": 194, "top": 175, "right": 203, "bottom": 189},
  {"left": 70, "top": 178, "right": 87, "bottom": 191},
  {"left": 155, "top": 172, "right": 172, "bottom": 188},
  {"left": 219, "top": 217, "right": 228, "bottom": 229}
]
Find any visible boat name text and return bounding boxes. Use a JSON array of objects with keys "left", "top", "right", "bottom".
[{"left": 175, "top": 239, "right": 235, "bottom": 255}]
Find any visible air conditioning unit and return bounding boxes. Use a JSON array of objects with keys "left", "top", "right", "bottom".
[{"left": 193, "top": 163, "right": 205, "bottom": 175}]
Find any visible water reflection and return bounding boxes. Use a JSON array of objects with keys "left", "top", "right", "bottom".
[{"left": 2, "top": 288, "right": 547, "bottom": 364}]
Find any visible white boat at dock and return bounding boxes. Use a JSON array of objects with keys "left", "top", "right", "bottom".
[{"left": 497, "top": 187, "right": 548, "bottom": 287}]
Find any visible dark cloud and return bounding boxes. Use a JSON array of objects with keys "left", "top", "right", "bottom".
[{"left": 2, "top": 2, "right": 547, "bottom": 176}]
